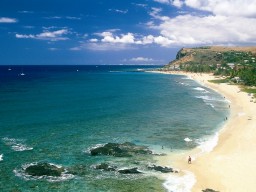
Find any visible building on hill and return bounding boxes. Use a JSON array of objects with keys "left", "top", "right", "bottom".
[{"left": 227, "top": 63, "right": 235, "bottom": 69}]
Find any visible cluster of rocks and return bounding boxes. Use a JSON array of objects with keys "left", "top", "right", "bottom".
[
  {"left": 24, "top": 162, "right": 65, "bottom": 177},
  {"left": 147, "top": 164, "right": 177, "bottom": 173},
  {"left": 93, "top": 162, "right": 178, "bottom": 174},
  {"left": 22, "top": 142, "right": 176, "bottom": 179},
  {"left": 90, "top": 142, "right": 178, "bottom": 175},
  {"left": 90, "top": 142, "right": 152, "bottom": 157}
]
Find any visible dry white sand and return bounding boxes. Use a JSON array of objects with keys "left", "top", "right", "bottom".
[{"left": 153, "top": 71, "right": 256, "bottom": 192}]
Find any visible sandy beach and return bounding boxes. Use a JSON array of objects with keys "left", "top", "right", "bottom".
[{"left": 154, "top": 71, "right": 256, "bottom": 192}]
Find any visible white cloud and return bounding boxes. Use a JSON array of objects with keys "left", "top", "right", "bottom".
[
  {"left": 85, "top": 42, "right": 136, "bottom": 51},
  {"left": 154, "top": 0, "right": 183, "bottom": 7},
  {"left": 172, "top": 0, "right": 184, "bottom": 8},
  {"left": 16, "top": 29, "right": 69, "bottom": 41},
  {"left": 44, "top": 16, "right": 62, "bottom": 19},
  {"left": 108, "top": 9, "right": 128, "bottom": 14},
  {"left": 133, "top": 3, "right": 148, "bottom": 8},
  {"left": 66, "top": 16, "right": 81, "bottom": 20},
  {"left": 0, "top": 17, "right": 17, "bottom": 23},
  {"left": 48, "top": 48, "right": 58, "bottom": 51},
  {"left": 99, "top": 32, "right": 135, "bottom": 44},
  {"left": 154, "top": 35, "right": 174, "bottom": 46},
  {"left": 70, "top": 47, "right": 81, "bottom": 51},
  {"left": 184, "top": 0, "right": 256, "bottom": 17},
  {"left": 154, "top": 0, "right": 171, "bottom": 4},
  {"left": 130, "top": 57, "right": 154, "bottom": 62},
  {"left": 147, "top": 1, "right": 256, "bottom": 46},
  {"left": 83, "top": 30, "right": 184, "bottom": 50},
  {"left": 89, "top": 38, "right": 98, "bottom": 42},
  {"left": 18, "top": 11, "right": 34, "bottom": 14}
]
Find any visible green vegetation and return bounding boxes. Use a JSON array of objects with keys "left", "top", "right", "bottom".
[
  {"left": 165, "top": 47, "right": 256, "bottom": 86},
  {"left": 241, "top": 87, "right": 256, "bottom": 95},
  {"left": 209, "top": 79, "right": 230, "bottom": 84}
]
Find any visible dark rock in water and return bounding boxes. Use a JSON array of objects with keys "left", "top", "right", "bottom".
[
  {"left": 25, "top": 163, "right": 64, "bottom": 177},
  {"left": 95, "top": 163, "right": 116, "bottom": 171},
  {"left": 148, "top": 164, "right": 174, "bottom": 173},
  {"left": 90, "top": 142, "right": 152, "bottom": 157},
  {"left": 118, "top": 167, "right": 142, "bottom": 174},
  {"left": 202, "top": 189, "right": 219, "bottom": 192}
]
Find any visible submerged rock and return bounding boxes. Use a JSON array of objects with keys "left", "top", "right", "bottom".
[
  {"left": 90, "top": 142, "right": 152, "bottom": 157},
  {"left": 118, "top": 167, "right": 142, "bottom": 174},
  {"left": 148, "top": 164, "right": 174, "bottom": 173},
  {"left": 95, "top": 163, "right": 117, "bottom": 171},
  {"left": 25, "top": 162, "right": 64, "bottom": 177},
  {"left": 67, "top": 164, "right": 88, "bottom": 176}
]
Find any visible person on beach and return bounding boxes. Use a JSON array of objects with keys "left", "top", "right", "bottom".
[{"left": 188, "top": 156, "right": 192, "bottom": 164}]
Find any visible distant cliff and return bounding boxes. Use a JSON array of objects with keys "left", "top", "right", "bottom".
[{"left": 164, "top": 46, "right": 256, "bottom": 71}]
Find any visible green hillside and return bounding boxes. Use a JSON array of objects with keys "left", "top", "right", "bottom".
[{"left": 163, "top": 46, "right": 256, "bottom": 86}]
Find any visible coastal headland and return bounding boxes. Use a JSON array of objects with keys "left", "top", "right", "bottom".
[{"left": 155, "top": 46, "right": 256, "bottom": 191}]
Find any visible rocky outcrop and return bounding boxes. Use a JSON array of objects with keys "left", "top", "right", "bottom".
[
  {"left": 118, "top": 167, "right": 142, "bottom": 174},
  {"left": 148, "top": 164, "right": 175, "bottom": 173},
  {"left": 25, "top": 163, "right": 64, "bottom": 177},
  {"left": 90, "top": 142, "right": 152, "bottom": 157}
]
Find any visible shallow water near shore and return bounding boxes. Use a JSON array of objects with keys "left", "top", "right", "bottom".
[{"left": 0, "top": 65, "right": 229, "bottom": 191}]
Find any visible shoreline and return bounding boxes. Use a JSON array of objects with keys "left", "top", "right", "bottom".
[{"left": 153, "top": 71, "right": 256, "bottom": 191}]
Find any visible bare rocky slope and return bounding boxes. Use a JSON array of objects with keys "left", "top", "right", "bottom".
[{"left": 164, "top": 46, "right": 256, "bottom": 70}]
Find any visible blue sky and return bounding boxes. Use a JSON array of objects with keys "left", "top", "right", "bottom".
[{"left": 1, "top": 0, "right": 256, "bottom": 65}]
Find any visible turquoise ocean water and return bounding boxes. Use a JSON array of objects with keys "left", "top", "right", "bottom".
[{"left": 0, "top": 65, "right": 229, "bottom": 191}]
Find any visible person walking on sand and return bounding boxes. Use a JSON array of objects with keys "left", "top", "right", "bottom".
[{"left": 188, "top": 156, "right": 192, "bottom": 164}]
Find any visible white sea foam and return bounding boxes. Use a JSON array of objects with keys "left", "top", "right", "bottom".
[
  {"left": 184, "top": 137, "right": 192, "bottom": 142},
  {"left": 193, "top": 87, "right": 208, "bottom": 92},
  {"left": 181, "top": 77, "right": 192, "bottom": 80},
  {"left": 196, "top": 95, "right": 224, "bottom": 102},
  {"left": 206, "top": 103, "right": 215, "bottom": 108},
  {"left": 163, "top": 171, "right": 196, "bottom": 192},
  {"left": 196, "top": 133, "right": 219, "bottom": 153},
  {"left": 0, "top": 154, "right": 3, "bottom": 161},
  {"left": 11, "top": 144, "right": 33, "bottom": 151},
  {"left": 2, "top": 137, "right": 33, "bottom": 151}
]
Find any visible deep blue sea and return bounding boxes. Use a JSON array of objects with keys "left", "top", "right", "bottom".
[{"left": 0, "top": 65, "right": 229, "bottom": 192}]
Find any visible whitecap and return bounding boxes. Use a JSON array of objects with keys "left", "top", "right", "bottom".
[
  {"left": 193, "top": 87, "right": 206, "bottom": 92},
  {"left": 0, "top": 154, "right": 3, "bottom": 161},
  {"left": 184, "top": 137, "right": 192, "bottom": 142},
  {"left": 2, "top": 137, "right": 33, "bottom": 151},
  {"left": 163, "top": 171, "right": 196, "bottom": 192},
  {"left": 181, "top": 77, "right": 192, "bottom": 80},
  {"left": 11, "top": 144, "right": 33, "bottom": 151},
  {"left": 196, "top": 95, "right": 219, "bottom": 101},
  {"left": 206, "top": 103, "right": 215, "bottom": 108}
]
